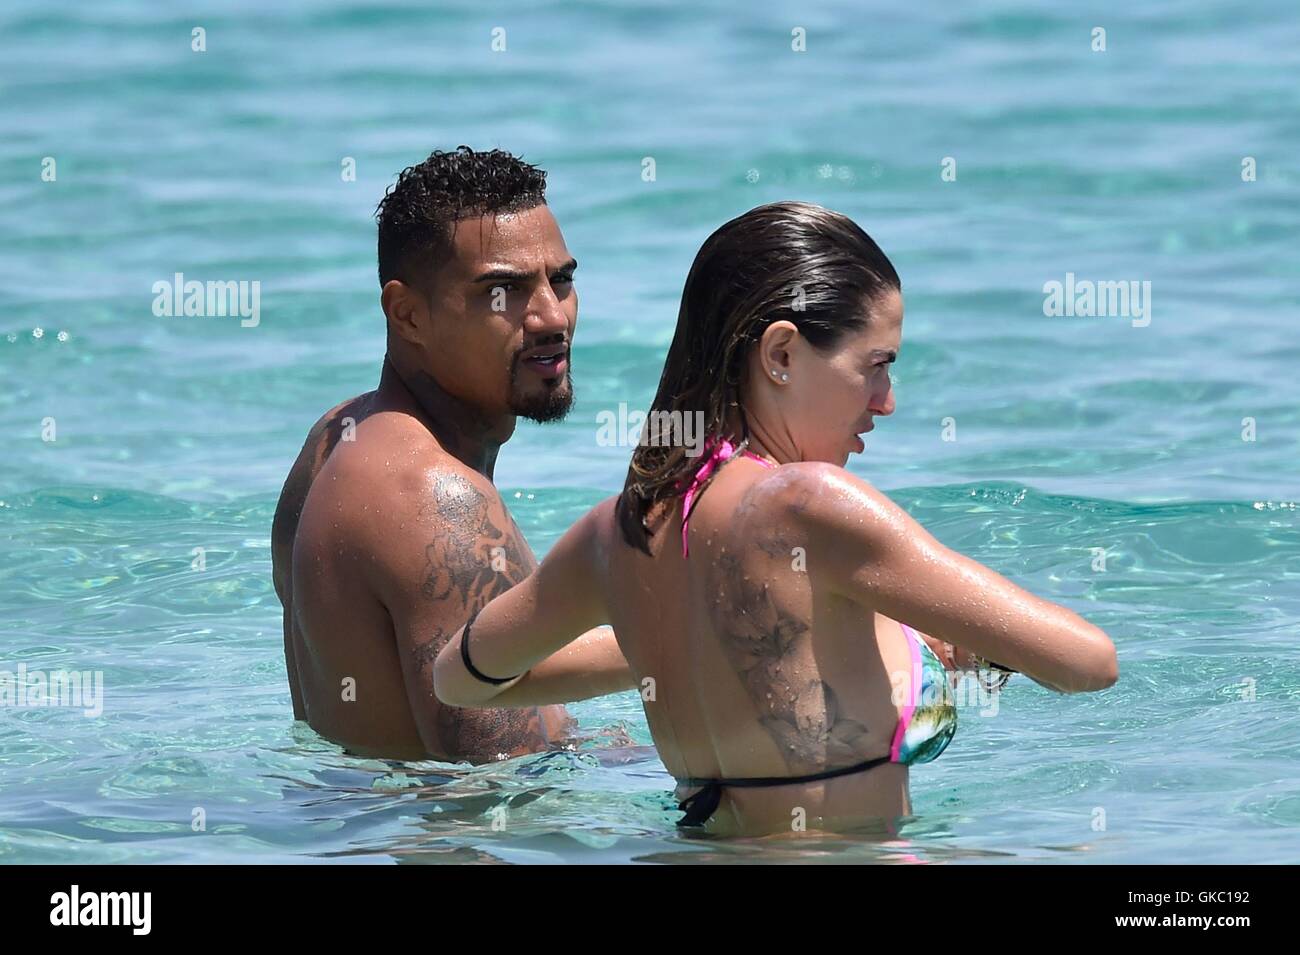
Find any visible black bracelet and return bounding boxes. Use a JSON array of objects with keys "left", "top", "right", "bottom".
[{"left": 459, "top": 608, "right": 522, "bottom": 685}]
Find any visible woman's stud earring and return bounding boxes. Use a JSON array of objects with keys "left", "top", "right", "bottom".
[
  {"left": 770, "top": 369, "right": 779, "bottom": 377},
  {"left": 780, "top": 373, "right": 789, "bottom": 382}
]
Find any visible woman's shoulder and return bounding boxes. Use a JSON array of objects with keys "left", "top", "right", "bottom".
[
  {"left": 741, "top": 461, "right": 903, "bottom": 547},
  {"left": 585, "top": 493, "right": 625, "bottom": 556},
  {"left": 744, "top": 460, "right": 883, "bottom": 512}
]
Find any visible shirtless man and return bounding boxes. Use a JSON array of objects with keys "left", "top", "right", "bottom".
[{"left": 271, "top": 147, "right": 633, "bottom": 761}]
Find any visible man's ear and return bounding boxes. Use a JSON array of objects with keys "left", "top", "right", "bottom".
[{"left": 381, "top": 280, "right": 429, "bottom": 347}]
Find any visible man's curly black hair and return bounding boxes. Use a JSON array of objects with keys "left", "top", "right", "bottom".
[{"left": 375, "top": 146, "right": 548, "bottom": 289}]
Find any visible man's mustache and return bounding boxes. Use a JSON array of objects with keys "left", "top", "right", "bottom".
[{"left": 514, "top": 334, "right": 570, "bottom": 363}]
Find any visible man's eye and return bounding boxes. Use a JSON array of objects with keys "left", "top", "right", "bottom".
[
  {"left": 552, "top": 274, "right": 574, "bottom": 285},
  {"left": 493, "top": 283, "right": 517, "bottom": 294}
]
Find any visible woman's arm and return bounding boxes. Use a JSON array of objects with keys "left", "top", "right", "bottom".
[
  {"left": 434, "top": 498, "right": 617, "bottom": 707},
  {"left": 791, "top": 464, "right": 1117, "bottom": 693},
  {"left": 484, "top": 625, "right": 635, "bottom": 707}
]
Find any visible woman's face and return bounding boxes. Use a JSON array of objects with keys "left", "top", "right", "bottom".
[{"left": 758, "top": 289, "right": 903, "bottom": 466}]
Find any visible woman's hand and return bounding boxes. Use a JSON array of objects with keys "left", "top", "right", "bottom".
[{"left": 913, "top": 629, "right": 979, "bottom": 671}]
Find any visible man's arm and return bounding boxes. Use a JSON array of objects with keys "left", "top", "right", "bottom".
[
  {"left": 271, "top": 434, "right": 319, "bottom": 722},
  {"left": 434, "top": 500, "right": 613, "bottom": 707},
  {"left": 271, "top": 397, "right": 365, "bottom": 722},
  {"left": 364, "top": 468, "right": 553, "bottom": 755},
  {"left": 367, "top": 471, "right": 629, "bottom": 755}
]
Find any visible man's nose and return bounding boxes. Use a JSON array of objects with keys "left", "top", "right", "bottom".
[{"left": 524, "top": 283, "right": 570, "bottom": 336}]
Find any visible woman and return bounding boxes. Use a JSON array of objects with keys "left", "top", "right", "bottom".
[{"left": 434, "top": 201, "right": 1118, "bottom": 835}]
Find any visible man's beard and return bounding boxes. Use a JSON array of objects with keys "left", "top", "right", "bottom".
[{"left": 508, "top": 368, "right": 574, "bottom": 423}]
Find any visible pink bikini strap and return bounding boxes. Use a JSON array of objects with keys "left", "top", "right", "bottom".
[{"left": 680, "top": 437, "right": 774, "bottom": 557}]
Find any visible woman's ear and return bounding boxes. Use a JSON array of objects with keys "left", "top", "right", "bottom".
[{"left": 759, "top": 321, "right": 799, "bottom": 379}]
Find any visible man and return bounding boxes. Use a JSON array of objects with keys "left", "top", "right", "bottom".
[{"left": 271, "top": 147, "right": 632, "bottom": 761}]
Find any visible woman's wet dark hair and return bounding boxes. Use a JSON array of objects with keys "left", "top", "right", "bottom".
[{"left": 615, "top": 200, "right": 901, "bottom": 553}]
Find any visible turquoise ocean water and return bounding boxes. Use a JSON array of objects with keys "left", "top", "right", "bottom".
[{"left": 2, "top": 1, "right": 1298, "bottom": 863}]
